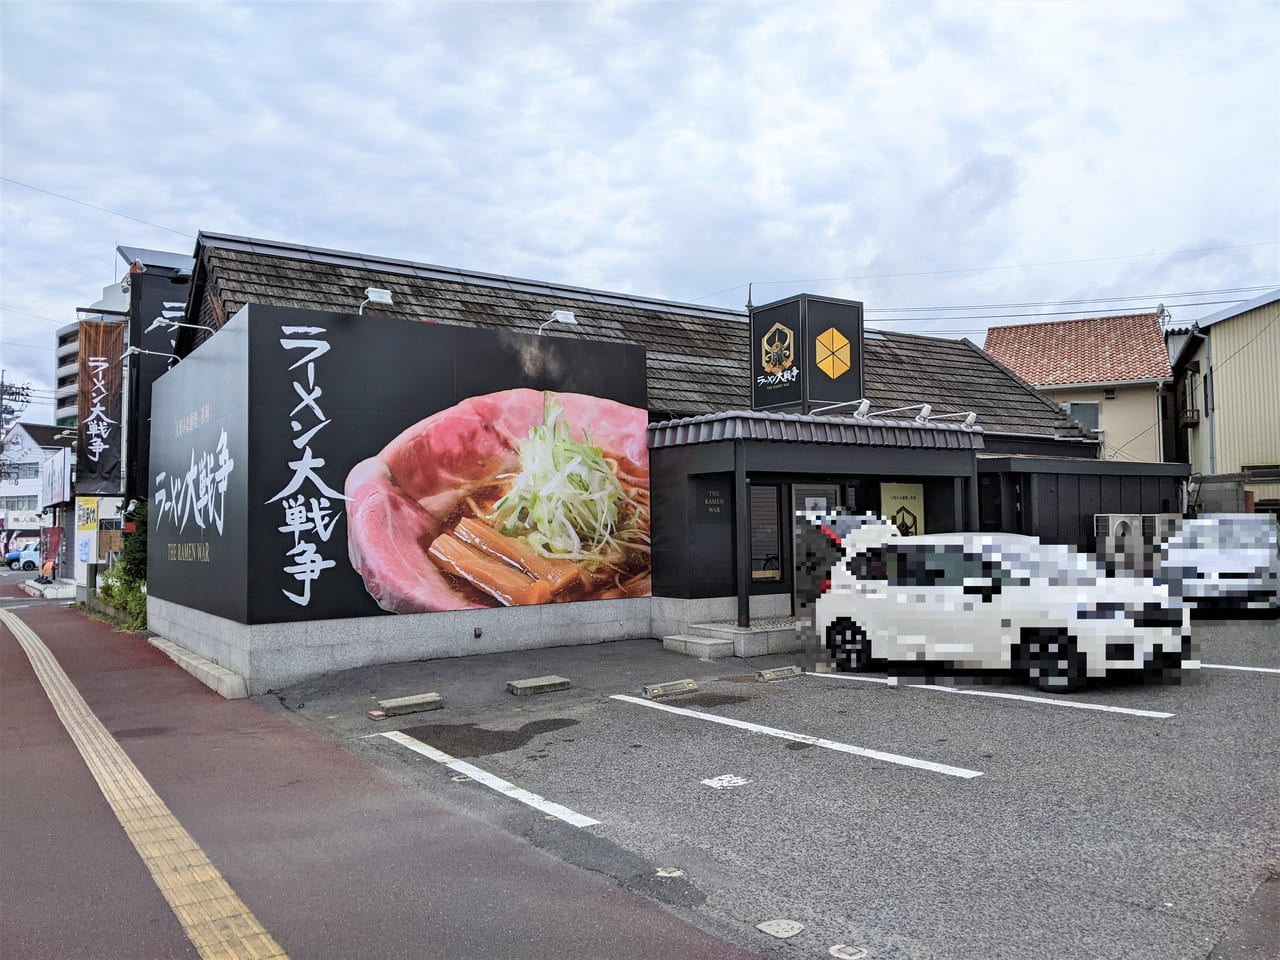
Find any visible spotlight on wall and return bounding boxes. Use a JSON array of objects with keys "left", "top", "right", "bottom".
[
  {"left": 812, "top": 398, "right": 871, "bottom": 418},
  {"left": 119, "top": 345, "right": 180, "bottom": 362},
  {"left": 927, "top": 410, "right": 979, "bottom": 430},
  {"left": 539, "top": 309, "right": 578, "bottom": 335},
  {"left": 866, "top": 403, "right": 933, "bottom": 422},
  {"left": 144, "top": 317, "right": 214, "bottom": 335},
  {"left": 359, "top": 287, "right": 394, "bottom": 315}
]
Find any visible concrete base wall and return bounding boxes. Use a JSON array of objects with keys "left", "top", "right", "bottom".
[{"left": 149, "top": 593, "right": 792, "bottom": 696}]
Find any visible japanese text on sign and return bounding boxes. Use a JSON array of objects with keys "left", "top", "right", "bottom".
[
  {"left": 83, "top": 356, "right": 117, "bottom": 463},
  {"left": 267, "top": 326, "right": 346, "bottom": 607},
  {"left": 154, "top": 429, "right": 236, "bottom": 535}
]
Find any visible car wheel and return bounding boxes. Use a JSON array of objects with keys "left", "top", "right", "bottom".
[
  {"left": 1020, "top": 628, "right": 1087, "bottom": 693},
  {"left": 827, "top": 618, "right": 872, "bottom": 672},
  {"left": 21, "top": 560, "right": 36, "bottom": 571},
  {"left": 6, "top": 561, "right": 15, "bottom": 570}
]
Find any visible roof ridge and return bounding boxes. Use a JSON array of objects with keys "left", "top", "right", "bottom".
[{"left": 196, "top": 231, "right": 747, "bottom": 322}]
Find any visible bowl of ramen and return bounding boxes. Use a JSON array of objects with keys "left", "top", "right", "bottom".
[{"left": 345, "top": 388, "right": 651, "bottom": 613}]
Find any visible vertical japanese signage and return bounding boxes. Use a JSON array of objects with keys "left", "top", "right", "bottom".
[
  {"left": 77, "top": 321, "right": 125, "bottom": 493},
  {"left": 75, "top": 497, "right": 100, "bottom": 566},
  {"left": 128, "top": 271, "right": 192, "bottom": 502},
  {"left": 749, "top": 295, "right": 864, "bottom": 413},
  {"left": 267, "top": 325, "right": 344, "bottom": 607}
]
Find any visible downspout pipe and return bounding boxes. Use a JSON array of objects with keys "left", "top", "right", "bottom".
[{"left": 1189, "top": 328, "right": 1215, "bottom": 474}]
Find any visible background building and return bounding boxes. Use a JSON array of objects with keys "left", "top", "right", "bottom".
[
  {"left": 1166, "top": 289, "right": 1280, "bottom": 514},
  {"left": 983, "top": 313, "right": 1173, "bottom": 463}
]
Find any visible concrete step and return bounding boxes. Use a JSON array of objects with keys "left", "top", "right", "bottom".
[
  {"left": 662, "top": 635, "right": 735, "bottom": 659},
  {"left": 688, "top": 621, "right": 801, "bottom": 657},
  {"left": 19, "top": 579, "right": 76, "bottom": 600}
]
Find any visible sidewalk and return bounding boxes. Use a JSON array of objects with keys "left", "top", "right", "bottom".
[{"left": 1, "top": 601, "right": 763, "bottom": 960}]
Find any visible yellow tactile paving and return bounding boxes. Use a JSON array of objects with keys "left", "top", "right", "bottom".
[{"left": 1, "top": 609, "right": 289, "bottom": 960}]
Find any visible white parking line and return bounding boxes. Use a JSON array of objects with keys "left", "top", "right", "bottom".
[
  {"left": 610, "top": 694, "right": 982, "bottom": 779},
  {"left": 1201, "top": 663, "right": 1280, "bottom": 674},
  {"left": 378, "top": 730, "right": 601, "bottom": 827},
  {"left": 805, "top": 672, "right": 1174, "bottom": 718}
]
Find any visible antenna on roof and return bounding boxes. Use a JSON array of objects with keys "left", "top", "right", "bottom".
[{"left": 746, "top": 282, "right": 753, "bottom": 311}]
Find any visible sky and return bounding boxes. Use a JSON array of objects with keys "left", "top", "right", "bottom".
[{"left": 2, "top": 0, "right": 1277, "bottom": 425}]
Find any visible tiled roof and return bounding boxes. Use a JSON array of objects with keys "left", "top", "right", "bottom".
[
  {"left": 186, "top": 232, "right": 1091, "bottom": 440},
  {"left": 983, "top": 313, "right": 1172, "bottom": 386},
  {"left": 649, "top": 409, "right": 983, "bottom": 449}
]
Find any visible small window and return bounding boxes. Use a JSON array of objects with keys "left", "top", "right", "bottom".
[
  {"left": 1103, "top": 388, "right": 1117, "bottom": 400},
  {"left": 1063, "top": 401, "right": 1100, "bottom": 432}
]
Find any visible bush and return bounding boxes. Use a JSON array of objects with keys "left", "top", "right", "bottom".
[
  {"left": 97, "top": 564, "right": 147, "bottom": 631},
  {"left": 118, "top": 499, "right": 147, "bottom": 584}
]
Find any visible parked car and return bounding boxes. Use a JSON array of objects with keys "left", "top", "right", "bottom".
[
  {"left": 1157, "top": 514, "right": 1280, "bottom": 611},
  {"left": 810, "top": 516, "right": 1193, "bottom": 692},
  {"left": 9, "top": 544, "right": 41, "bottom": 571}
]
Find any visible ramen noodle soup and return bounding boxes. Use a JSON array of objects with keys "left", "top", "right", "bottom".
[{"left": 345, "top": 389, "right": 650, "bottom": 613}]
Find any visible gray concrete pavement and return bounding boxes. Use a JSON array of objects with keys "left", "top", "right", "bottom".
[{"left": 269, "top": 617, "right": 1280, "bottom": 960}]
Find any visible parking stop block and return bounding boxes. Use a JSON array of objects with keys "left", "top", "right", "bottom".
[
  {"left": 757, "top": 665, "right": 802, "bottom": 682},
  {"left": 377, "top": 693, "right": 443, "bottom": 717},
  {"left": 642, "top": 679, "right": 698, "bottom": 699},
  {"left": 506, "top": 675, "right": 572, "bottom": 696}
]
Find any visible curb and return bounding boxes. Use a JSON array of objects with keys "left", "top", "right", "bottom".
[{"left": 147, "top": 636, "right": 248, "bottom": 699}]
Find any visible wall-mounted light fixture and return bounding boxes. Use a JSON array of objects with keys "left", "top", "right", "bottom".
[
  {"left": 359, "top": 287, "right": 394, "bottom": 315},
  {"left": 144, "top": 317, "right": 214, "bottom": 335},
  {"left": 119, "top": 345, "right": 180, "bottom": 362},
  {"left": 539, "top": 309, "right": 578, "bottom": 335},
  {"left": 812, "top": 398, "right": 871, "bottom": 418},
  {"left": 867, "top": 403, "right": 933, "bottom": 423},
  {"left": 926, "top": 411, "right": 979, "bottom": 429}
]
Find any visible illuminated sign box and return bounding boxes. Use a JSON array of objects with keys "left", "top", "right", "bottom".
[{"left": 749, "top": 294, "right": 864, "bottom": 412}]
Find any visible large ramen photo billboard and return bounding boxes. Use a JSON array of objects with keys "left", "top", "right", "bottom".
[{"left": 148, "top": 304, "right": 649, "bottom": 624}]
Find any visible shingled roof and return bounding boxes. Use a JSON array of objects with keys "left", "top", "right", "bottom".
[
  {"left": 983, "top": 313, "right": 1172, "bottom": 387},
  {"left": 184, "top": 232, "right": 1091, "bottom": 441}
]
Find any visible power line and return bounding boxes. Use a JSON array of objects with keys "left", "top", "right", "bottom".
[
  {"left": 0, "top": 176, "right": 195, "bottom": 239},
  {"left": 690, "top": 241, "right": 1280, "bottom": 302},
  {"left": 0, "top": 340, "right": 55, "bottom": 352},
  {"left": 865, "top": 298, "right": 1245, "bottom": 325},
  {"left": 865, "top": 284, "right": 1277, "bottom": 315},
  {"left": 1, "top": 307, "right": 67, "bottom": 326}
]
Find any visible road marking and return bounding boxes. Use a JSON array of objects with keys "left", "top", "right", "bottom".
[
  {"left": 610, "top": 694, "right": 982, "bottom": 779},
  {"left": 805, "top": 672, "right": 1174, "bottom": 718},
  {"left": 0, "top": 608, "right": 288, "bottom": 960},
  {"left": 378, "top": 730, "right": 601, "bottom": 827},
  {"left": 702, "top": 774, "right": 752, "bottom": 789},
  {"left": 1201, "top": 663, "right": 1280, "bottom": 674}
]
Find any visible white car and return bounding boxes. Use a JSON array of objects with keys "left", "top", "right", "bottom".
[
  {"left": 1158, "top": 514, "right": 1280, "bottom": 611},
  {"left": 812, "top": 520, "right": 1193, "bottom": 692}
]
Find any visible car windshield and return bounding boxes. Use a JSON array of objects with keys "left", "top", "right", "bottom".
[{"left": 1171, "top": 519, "right": 1278, "bottom": 551}]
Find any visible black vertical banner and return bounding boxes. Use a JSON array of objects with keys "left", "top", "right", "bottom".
[
  {"left": 127, "top": 271, "right": 192, "bottom": 501},
  {"left": 76, "top": 322, "right": 125, "bottom": 494}
]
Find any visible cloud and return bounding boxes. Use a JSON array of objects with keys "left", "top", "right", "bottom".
[{"left": 1, "top": 0, "right": 1277, "bottom": 425}]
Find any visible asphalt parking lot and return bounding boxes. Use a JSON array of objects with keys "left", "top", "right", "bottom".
[{"left": 268, "top": 617, "right": 1280, "bottom": 960}]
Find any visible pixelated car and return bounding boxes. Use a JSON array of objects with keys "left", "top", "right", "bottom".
[
  {"left": 8, "top": 544, "right": 41, "bottom": 571},
  {"left": 811, "top": 519, "right": 1193, "bottom": 692},
  {"left": 1157, "top": 514, "right": 1280, "bottom": 611}
]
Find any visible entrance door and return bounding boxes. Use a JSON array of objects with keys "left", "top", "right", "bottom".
[{"left": 792, "top": 484, "right": 843, "bottom": 618}]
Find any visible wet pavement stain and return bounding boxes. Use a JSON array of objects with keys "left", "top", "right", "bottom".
[
  {"left": 399, "top": 718, "right": 579, "bottom": 758},
  {"left": 785, "top": 741, "right": 815, "bottom": 751},
  {"left": 111, "top": 727, "right": 173, "bottom": 739}
]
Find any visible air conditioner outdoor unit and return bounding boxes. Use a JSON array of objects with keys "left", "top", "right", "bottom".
[{"left": 1095, "top": 513, "right": 1184, "bottom": 575}]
